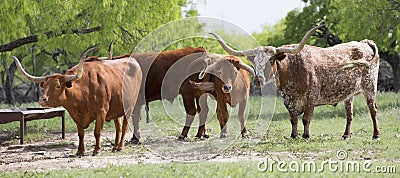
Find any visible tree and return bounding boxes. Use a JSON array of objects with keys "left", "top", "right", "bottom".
[
  {"left": 253, "top": 19, "right": 287, "bottom": 47},
  {"left": 331, "top": 0, "right": 400, "bottom": 92},
  {"left": 0, "top": 0, "right": 192, "bottom": 104},
  {"left": 254, "top": 0, "right": 400, "bottom": 92},
  {"left": 282, "top": 0, "right": 341, "bottom": 47}
]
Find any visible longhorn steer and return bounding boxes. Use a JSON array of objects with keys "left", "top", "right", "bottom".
[
  {"left": 210, "top": 25, "right": 381, "bottom": 140},
  {"left": 191, "top": 54, "right": 254, "bottom": 138},
  {"left": 117, "top": 47, "right": 211, "bottom": 142},
  {"left": 13, "top": 47, "right": 142, "bottom": 156}
]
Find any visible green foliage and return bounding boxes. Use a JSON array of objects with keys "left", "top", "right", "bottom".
[
  {"left": 253, "top": 1, "right": 335, "bottom": 47},
  {"left": 331, "top": 0, "right": 400, "bottom": 52},
  {"left": 283, "top": 0, "right": 333, "bottom": 47},
  {"left": 0, "top": 0, "right": 190, "bottom": 75},
  {"left": 253, "top": 19, "right": 287, "bottom": 46},
  {"left": 254, "top": 0, "right": 400, "bottom": 52}
]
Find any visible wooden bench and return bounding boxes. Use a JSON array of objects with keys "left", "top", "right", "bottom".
[{"left": 0, "top": 108, "right": 66, "bottom": 144}]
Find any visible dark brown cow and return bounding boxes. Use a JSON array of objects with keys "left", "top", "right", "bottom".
[
  {"left": 191, "top": 54, "right": 254, "bottom": 138},
  {"left": 210, "top": 25, "right": 381, "bottom": 140},
  {"left": 122, "top": 47, "right": 211, "bottom": 142},
  {"left": 13, "top": 47, "right": 142, "bottom": 156}
]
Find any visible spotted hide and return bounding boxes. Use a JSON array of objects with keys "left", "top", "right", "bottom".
[{"left": 210, "top": 25, "right": 380, "bottom": 140}]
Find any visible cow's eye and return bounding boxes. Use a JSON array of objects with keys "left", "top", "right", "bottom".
[{"left": 56, "top": 85, "right": 61, "bottom": 89}]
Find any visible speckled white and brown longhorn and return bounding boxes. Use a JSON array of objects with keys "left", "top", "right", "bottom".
[{"left": 210, "top": 25, "right": 380, "bottom": 140}]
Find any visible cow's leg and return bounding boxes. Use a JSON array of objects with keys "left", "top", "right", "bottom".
[
  {"left": 196, "top": 94, "right": 209, "bottom": 139},
  {"left": 118, "top": 116, "right": 129, "bottom": 151},
  {"left": 129, "top": 104, "right": 142, "bottom": 144},
  {"left": 93, "top": 115, "right": 105, "bottom": 156},
  {"left": 284, "top": 98, "right": 300, "bottom": 139},
  {"left": 76, "top": 126, "right": 85, "bottom": 156},
  {"left": 113, "top": 117, "right": 123, "bottom": 152},
  {"left": 364, "top": 93, "right": 380, "bottom": 139},
  {"left": 145, "top": 103, "right": 151, "bottom": 123},
  {"left": 342, "top": 96, "right": 354, "bottom": 140},
  {"left": 302, "top": 101, "right": 314, "bottom": 140},
  {"left": 179, "top": 96, "right": 197, "bottom": 140},
  {"left": 289, "top": 111, "right": 299, "bottom": 139},
  {"left": 217, "top": 101, "right": 229, "bottom": 138},
  {"left": 238, "top": 98, "right": 248, "bottom": 138}
]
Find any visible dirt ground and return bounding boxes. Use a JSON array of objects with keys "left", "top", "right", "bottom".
[{"left": 0, "top": 130, "right": 265, "bottom": 172}]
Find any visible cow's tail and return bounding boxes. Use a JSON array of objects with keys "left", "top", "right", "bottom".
[{"left": 363, "top": 39, "right": 379, "bottom": 62}]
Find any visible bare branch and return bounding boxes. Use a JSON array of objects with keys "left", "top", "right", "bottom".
[{"left": 0, "top": 26, "right": 102, "bottom": 53}]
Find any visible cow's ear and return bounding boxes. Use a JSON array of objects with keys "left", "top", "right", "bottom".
[
  {"left": 246, "top": 56, "right": 255, "bottom": 63},
  {"left": 66, "top": 81, "right": 73, "bottom": 88},
  {"left": 276, "top": 53, "right": 286, "bottom": 61},
  {"left": 231, "top": 60, "right": 241, "bottom": 69}
]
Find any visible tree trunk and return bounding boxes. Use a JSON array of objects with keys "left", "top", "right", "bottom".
[
  {"left": 5, "top": 61, "right": 17, "bottom": 104},
  {"left": 393, "top": 62, "right": 400, "bottom": 93},
  {"left": 31, "top": 44, "right": 39, "bottom": 100},
  {"left": 380, "top": 51, "right": 400, "bottom": 93}
]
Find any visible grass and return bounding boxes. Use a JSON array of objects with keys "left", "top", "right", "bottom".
[
  {"left": 0, "top": 160, "right": 398, "bottom": 177},
  {"left": 0, "top": 92, "right": 399, "bottom": 177}
]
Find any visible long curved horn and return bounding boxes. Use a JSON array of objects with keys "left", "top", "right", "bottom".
[
  {"left": 11, "top": 56, "right": 47, "bottom": 83},
  {"left": 185, "top": 52, "right": 209, "bottom": 78},
  {"left": 65, "top": 46, "right": 98, "bottom": 82},
  {"left": 239, "top": 63, "right": 256, "bottom": 77},
  {"left": 209, "top": 32, "right": 258, "bottom": 56},
  {"left": 276, "top": 24, "right": 325, "bottom": 54},
  {"left": 199, "top": 62, "right": 218, "bottom": 79}
]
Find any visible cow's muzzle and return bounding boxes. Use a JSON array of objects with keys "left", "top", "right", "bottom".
[
  {"left": 38, "top": 97, "right": 49, "bottom": 107},
  {"left": 222, "top": 85, "right": 232, "bottom": 93}
]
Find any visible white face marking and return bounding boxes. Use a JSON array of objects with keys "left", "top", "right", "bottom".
[
  {"left": 252, "top": 47, "right": 275, "bottom": 84},
  {"left": 253, "top": 51, "right": 270, "bottom": 82}
]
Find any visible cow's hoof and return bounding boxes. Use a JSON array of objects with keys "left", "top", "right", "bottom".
[
  {"left": 341, "top": 135, "right": 351, "bottom": 140},
  {"left": 372, "top": 135, "right": 380, "bottom": 140},
  {"left": 127, "top": 138, "right": 140, "bottom": 144},
  {"left": 75, "top": 152, "right": 85, "bottom": 157},
  {"left": 92, "top": 151, "right": 101, "bottom": 156},
  {"left": 178, "top": 135, "right": 187, "bottom": 140},
  {"left": 302, "top": 134, "right": 310, "bottom": 140},
  {"left": 196, "top": 134, "right": 209, "bottom": 139},
  {"left": 242, "top": 134, "right": 249, "bottom": 139},
  {"left": 290, "top": 133, "right": 298, "bottom": 139},
  {"left": 220, "top": 133, "right": 228, "bottom": 138},
  {"left": 112, "top": 148, "right": 122, "bottom": 152}
]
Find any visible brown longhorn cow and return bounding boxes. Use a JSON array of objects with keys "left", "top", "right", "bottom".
[
  {"left": 13, "top": 47, "right": 142, "bottom": 156},
  {"left": 210, "top": 25, "right": 381, "bottom": 140},
  {"left": 191, "top": 54, "right": 254, "bottom": 138}
]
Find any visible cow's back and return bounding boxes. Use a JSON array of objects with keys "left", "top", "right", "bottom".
[
  {"left": 133, "top": 47, "right": 207, "bottom": 103},
  {"left": 66, "top": 58, "right": 141, "bottom": 121},
  {"left": 280, "top": 42, "right": 378, "bottom": 106}
]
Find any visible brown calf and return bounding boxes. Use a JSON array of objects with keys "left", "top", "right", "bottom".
[{"left": 191, "top": 54, "right": 254, "bottom": 138}]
